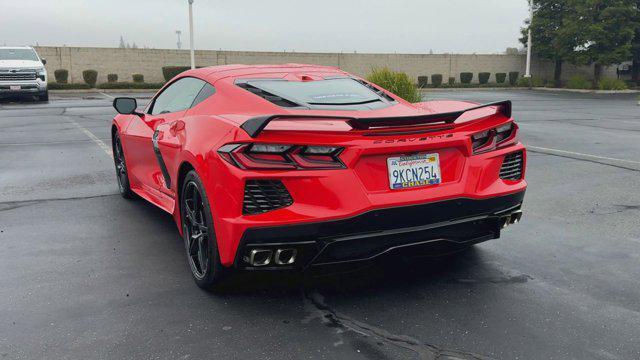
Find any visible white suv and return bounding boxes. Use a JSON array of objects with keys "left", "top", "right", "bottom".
[{"left": 0, "top": 46, "right": 48, "bottom": 101}]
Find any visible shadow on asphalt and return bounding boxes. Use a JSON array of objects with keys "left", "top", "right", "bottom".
[
  {"left": 126, "top": 193, "right": 499, "bottom": 298},
  {"left": 211, "top": 247, "right": 489, "bottom": 297}
]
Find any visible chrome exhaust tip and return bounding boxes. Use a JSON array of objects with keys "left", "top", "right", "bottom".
[
  {"left": 509, "top": 210, "right": 523, "bottom": 224},
  {"left": 245, "top": 249, "right": 273, "bottom": 267},
  {"left": 274, "top": 248, "right": 297, "bottom": 265},
  {"left": 501, "top": 216, "right": 511, "bottom": 229}
]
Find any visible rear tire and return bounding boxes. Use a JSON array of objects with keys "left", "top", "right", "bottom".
[
  {"left": 181, "top": 170, "right": 225, "bottom": 290},
  {"left": 112, "top": 132, "right": 135, "bottom": 199}
]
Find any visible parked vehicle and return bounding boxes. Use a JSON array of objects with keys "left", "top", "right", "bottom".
[
  {"left": 111, "top": 64, "right": 527, "bottom": 289},
  {"left": 0, "top": 46, "right": 48, "bottom": 101}
]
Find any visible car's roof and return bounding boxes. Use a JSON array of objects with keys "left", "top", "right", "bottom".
[{"left": 182, "top": 64, "right": 348, "bottom": 83}]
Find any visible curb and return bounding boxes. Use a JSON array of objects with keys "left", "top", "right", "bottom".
[
  {"left": 419, "top": 87, "right": 530, "bottom": 92},
  {"left": 419, "top": 87, "right": 639, "bottom": 94},
  {"left": 530, "top": 87, "right": 639, "bottom": 94},
  {"left": 49, "top": 89, "right": 158, "bottom": 94}
]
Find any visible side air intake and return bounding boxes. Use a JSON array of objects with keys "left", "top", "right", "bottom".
[
  {"left": 500, "top": 151, "right": 524, "bottom": 180},
  {"left": 243, "top": 180, "right": 293, "bottom": 215}
]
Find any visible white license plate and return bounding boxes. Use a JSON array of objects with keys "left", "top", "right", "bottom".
[
  {"left": 9, "top": 85, "right": 21, "bottom": 90},
  {"left": 387, "top": 153, "right": 441, "bottom": 190}
]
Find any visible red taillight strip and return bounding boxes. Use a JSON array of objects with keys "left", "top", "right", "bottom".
[
  {"left": 218, "top": 143, "right": 345, "bottom": 170},
  {"left": 470, "top": 122, "right": 518, "bottom": 155}
]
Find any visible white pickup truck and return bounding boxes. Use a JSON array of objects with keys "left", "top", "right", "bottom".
[{"left": 0, "top": 46, "right": 48, "bottom": 101}]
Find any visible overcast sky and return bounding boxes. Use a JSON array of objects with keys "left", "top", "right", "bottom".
[{"left": 2, "top": 0, "right": 529, "bottom": 54}]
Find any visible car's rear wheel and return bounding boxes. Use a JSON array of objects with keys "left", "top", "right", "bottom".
[
  {"left": 112, "top": 132, "right": 134, "bottom": 199},
  {"left": 181, "top": 170, "right": 225, "bottom": 289}
]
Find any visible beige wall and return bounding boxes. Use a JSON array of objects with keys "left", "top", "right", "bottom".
[{"left": 34, "top": 46, "right": 614, "bottom": 85}]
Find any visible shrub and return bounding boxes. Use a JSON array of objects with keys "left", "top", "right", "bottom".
[
  {"left": 448, "top": 77, "right": 455, "bottom": 85},
  {"left": 624, "top": 80, "right": 638, "bottom": 88},
  {"left": 460, "top": 72, "right": 473, "bottom": 84},
  {"left": 162, "top": 66, "right": 191, "bottom": 81},
  {"left": 566, "top": 75, "right": 592, "bottom": 89},
  {"left": 508, "top": 72, "right": 519, "bottom": 86},
  {"left": 431, "top": 74, "right": 443, "bottom": 87},
  {"left": 516, "top": 77, "right": 546, "bottom": 87},
  {"left": 417, "top": 76, "right": 429, "bottom": 88},
  {"left": 54, "top": 69, "right": 69, "bottom": 84},
  {"left": 47, "top": 82, "right": 91, "bottom": 90},
  {"left": 132, "top": 73, "right": 144, "bottom": 83},
  {"left": 97, "top": 82, "right": 165, "bottom": 89},
  {"left": 495, "top": 73, "right": 506, "bottom": 84},
  {"left": 107, "top": 74, "right": 118, "bottom": 83},
  {"left": 598, "top": 78, "right": 628, "bottom": 90},
  {"left": 478, "top": 72, "right": 490, "bottom": 85},
  {"left": 82, "top": 70, "right": 98, "bottom": 87},
  {"left": 367, "top": 67, "right": 421, "bottom": 103}
]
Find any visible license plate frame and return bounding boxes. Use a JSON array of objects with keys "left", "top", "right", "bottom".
[
  {"left": 9, "top": 85, "right": 21, "bottom": 90},
  {"left": 387, "top": 153, "right": 442, "bottom": 190}
]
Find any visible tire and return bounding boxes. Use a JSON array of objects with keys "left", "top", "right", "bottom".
[
  {"left": 180, "top": 170, "right": 225, "bottom": 289},
  {"left": 112, "top": 132, "right": 135, "bottom": 199},
  {"left": 39, "top": 90, "right": 49, "bottom": 102}
]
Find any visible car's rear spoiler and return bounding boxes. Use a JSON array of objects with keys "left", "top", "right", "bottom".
[{"left": 240, "top": 100, "right": 511, "bottom": 138}]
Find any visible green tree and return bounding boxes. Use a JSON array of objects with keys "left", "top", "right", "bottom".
[
  {"left": 521, "top": 0, "right": 578, "bottom": 87},
  {"left": 570, "top": 0, "right": 637, "bottom": 86},
  {"left": 632, "top": 0, "right": 640, "bottom": 84}
]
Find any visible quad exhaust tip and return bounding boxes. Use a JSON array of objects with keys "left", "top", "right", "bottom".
[
  {"left": 501, "top": 210, "right": 523, "bottom": 229},
  {"left": 247, "top": 249, "right": 272, "bottom": 266},
  {"left": 245, "top": 248, "right": 297, "bottom": 267}
]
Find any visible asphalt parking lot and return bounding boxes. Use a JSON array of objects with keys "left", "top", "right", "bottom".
[{"left": 1, "top": 90, "right": 639, "bottom": 360}]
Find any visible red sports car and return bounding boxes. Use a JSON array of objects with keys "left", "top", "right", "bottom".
[{"left": 111, "top": 64, "right": 526, "bottom": 289}]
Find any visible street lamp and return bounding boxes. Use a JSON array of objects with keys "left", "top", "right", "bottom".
[
  {"left": 524, "top": 0, "right": 533, "bottom": 86},
  {"left": 188, "top": 0, "right": 195, "bottom": 69}
]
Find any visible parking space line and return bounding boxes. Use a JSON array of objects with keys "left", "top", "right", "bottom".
[
  {"left": 527, "top": 146, "right": 640, "bottom": 165},
  {"left": 67, "top": 119, "right": 113, "bottom": 157},
  {"left": 99, "top": 92, "right": 115, "bottom": 99}
]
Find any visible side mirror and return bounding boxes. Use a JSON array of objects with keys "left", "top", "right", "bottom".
[
  {"left": 41, "top": 58, "right": 47, "bottom": 65},
  {"left": 113, "top": 97, "right": 142, "bottom": 116}
]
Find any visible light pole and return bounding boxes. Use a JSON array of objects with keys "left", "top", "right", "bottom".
[
  {"left": 188, "top": 0, "right": 195, "bottom": 69},
  {"left": 524, "top": 0, "right": 533, "bottom": 87}
]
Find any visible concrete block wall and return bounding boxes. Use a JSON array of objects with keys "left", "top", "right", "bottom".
[{"left": 34, "top": 46, "right": 613, "bottom": 85}]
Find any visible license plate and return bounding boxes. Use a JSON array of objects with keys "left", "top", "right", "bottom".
[
  {"left": 9, "top": 85, "right": 21, "bottom": 90},
  {"left": 387, "top": 153, "right": 441, "bottom": 190}
]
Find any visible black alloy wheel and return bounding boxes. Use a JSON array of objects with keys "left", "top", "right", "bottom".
[
  {"left": 113, "top": 132, "right": 134, "bottom": 198},
  {"left": 180, "top": 170, "right": 224, "bottom": 289}
]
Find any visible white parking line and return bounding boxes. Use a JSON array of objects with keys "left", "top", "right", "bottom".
[
  {"left": 527, "top": 145, "right": 640, "bottom": 165},
  {"left": 99, "top": 92, "right": 115, "bottom": 99},
  {"left": 68, "top": 119, "right": 113, "bottom": 157}
]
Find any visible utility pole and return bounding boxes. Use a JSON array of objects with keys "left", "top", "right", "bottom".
[
  {"left": 525, "top": 0, "right": 533, "bottom": 88},
  {"left": 175, "top": 30, "right": 182, "bottom": 50},
  {"left": 188, "top": 0, "right": 195, "bottom": 69}
]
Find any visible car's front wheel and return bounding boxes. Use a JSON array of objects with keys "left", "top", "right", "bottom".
[
  {"left": 112, "top": 132, "right": 134, "bottom": 199},
  {"left": 181, "top": 170, "right": 225, "bottom": 289},
  {"left": 38, "top": 90, "right": 49, "bottom": 102}
]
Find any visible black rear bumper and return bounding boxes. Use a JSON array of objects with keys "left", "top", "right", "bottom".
[{"left": 235, "top": 191, "right": 525, "bottom": 270}]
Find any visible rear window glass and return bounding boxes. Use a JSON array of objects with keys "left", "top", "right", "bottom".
[{"left": 246, "top": 78, "right": 382, "bottom": 105}]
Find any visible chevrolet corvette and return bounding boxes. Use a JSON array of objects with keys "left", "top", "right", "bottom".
[{"left": 111, "top": 64, "right": 526, "bottom": 289}]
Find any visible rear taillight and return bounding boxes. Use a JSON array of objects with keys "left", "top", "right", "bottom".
[
  {"left": 218, "top": 143, "right": 344, "bottom": 170},
  {"left": 471, "top": 122, "right": 518, "bottom": 154}
]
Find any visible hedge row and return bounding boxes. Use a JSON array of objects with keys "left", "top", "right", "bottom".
[
  {"left": 415, "top": 72, "right": 521, "bottom": 87},
  {"left": 50, "top": 66, "right": 194, "bottom": 88},
  {"left": 97, "top": 82, "right": 164, "bottom": 89}
]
